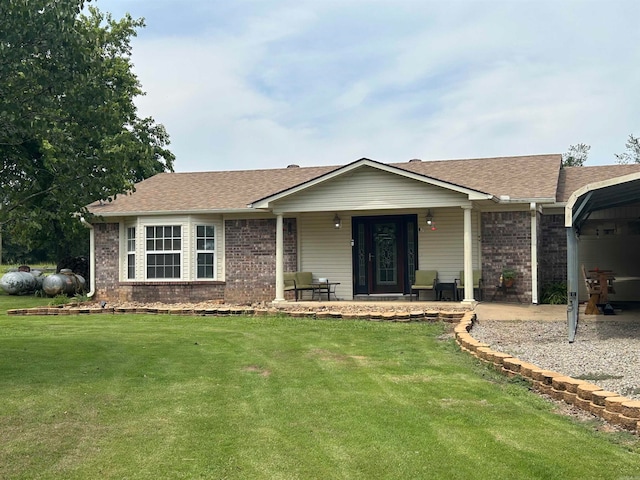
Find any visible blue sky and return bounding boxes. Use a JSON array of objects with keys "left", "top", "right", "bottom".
[{"left": 96, "top": 0, "right": 640, "bottom": 172}]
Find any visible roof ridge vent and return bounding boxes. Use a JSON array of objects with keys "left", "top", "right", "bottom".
[
  {"left": 408, "top": 158, "right": 422, "bottom": 163},
  {"left": 287, "top": 164, "right": 300, "bottom": 168}
]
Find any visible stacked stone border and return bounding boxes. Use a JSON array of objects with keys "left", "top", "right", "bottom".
[
  {"left": 7, "top": 305, "right": 467, "bottom": 323},
  {"left": 456, "top": 314, "right": 640, "bottom": 433}
]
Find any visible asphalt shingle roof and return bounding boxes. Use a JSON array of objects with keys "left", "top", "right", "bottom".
[
  {"left": 88, "top": 154, "right": 640, "bottom": 216},
  {"left": 558, "top": 165, "right": 640, "bottom": 202}
]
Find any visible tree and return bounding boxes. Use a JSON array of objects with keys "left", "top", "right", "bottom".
[
  {"left": 0, "top": 0, "right": 175, "bottom": 261},
  {"left": 562, "top": 143, "right": 590, "bottom": 167},
  {"left": 615, "top": 134, "right": 640, "bottom": 164}
]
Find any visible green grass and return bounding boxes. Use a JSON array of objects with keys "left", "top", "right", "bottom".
[{"left": 1, "top": 300, "right": 640, "bottom": 478}]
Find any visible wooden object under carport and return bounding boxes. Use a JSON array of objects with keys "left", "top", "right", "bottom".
[{"left": 582, "top": 267, "right": 615, "bottom": 315}]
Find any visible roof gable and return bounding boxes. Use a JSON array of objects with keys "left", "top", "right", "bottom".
[{"left": 250, "top": 158, "right": 492, "bottom": 209}]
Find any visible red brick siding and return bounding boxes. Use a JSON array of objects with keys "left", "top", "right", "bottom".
[
  {"left": 94, "top": 223, "right": 120, "bottom": 301},
  {"left": 538, "top": 213, "right": 567, "bottom": 287},
  {"left": 481, "top": 211, "right": 532, "bottom": 303},
  {"left": 94, "top": 218, "right": 299, "bottom": 304},
  {"left": 224, "top": 218, "right": 298, "bottom": 303},
  {"left": 120, "top": 282, "right": 225, "bottom": 303}
]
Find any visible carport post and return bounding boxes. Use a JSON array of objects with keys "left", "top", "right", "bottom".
[{"left": 566, "top": 227, "right": 579, "bottom": 342}]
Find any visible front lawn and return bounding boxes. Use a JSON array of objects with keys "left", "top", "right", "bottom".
[{"left": 1, "top": 303, "right": 640, "bottom": 479}]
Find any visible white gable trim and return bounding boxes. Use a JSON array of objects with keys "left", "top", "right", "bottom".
[{"left": 249, "top": 158, "right": 493, "bottom": 209}]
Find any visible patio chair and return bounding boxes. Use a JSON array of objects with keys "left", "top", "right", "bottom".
[
  {"left": 283, "top": 271, "right": 315, "bottom": 301},
  {"left": 410, "top": 270, "right": 438, "bottom": 301},
  {"left": 455, "top": 270, "right": 484, "bottom": 301}
]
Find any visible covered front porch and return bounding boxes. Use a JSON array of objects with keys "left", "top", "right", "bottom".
[
  {"left": 249, "top": 159, "right": 495, "bottom": 304},
  {"left": 273, "top": 207, "right": 482, "bottom": 303}
]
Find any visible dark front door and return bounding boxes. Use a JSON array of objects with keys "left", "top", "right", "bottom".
[{"left": 352, "top": 215, "right": 418, "bottom": 295}]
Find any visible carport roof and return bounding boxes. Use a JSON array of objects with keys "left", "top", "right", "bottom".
[
  {"left": 558, "top": 165, "right": 640, "bottom": 202},
  {"left": 564, "top": 169, "right": 640, "bottom": 228}
]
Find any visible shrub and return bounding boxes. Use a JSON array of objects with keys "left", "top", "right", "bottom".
[{"left": 540, "top": 282, "right": 567, "bottom": 304}]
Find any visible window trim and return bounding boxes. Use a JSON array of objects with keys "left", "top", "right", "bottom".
[
  {"left": 145, "top": 225, "right": 182, "bottom": 280},
  {"left": 195, "top": 224, "right": 216, "bottom": 280},
  {"left": 122, "top": 217, "right": 223, "bottom": 283},
  {"left": 126, "top": 226, "right": 136, "bottom": 280}
]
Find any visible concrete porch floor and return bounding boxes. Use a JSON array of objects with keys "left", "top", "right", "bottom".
[{"left": 277, "top": 300, "right": 640, "bottom": 323}]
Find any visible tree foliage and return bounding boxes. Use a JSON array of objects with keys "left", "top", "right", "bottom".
[
  {"left": 615, "top": 134, "right": 640, "bottom": 164},
  {"left": 0, "top": 0, "right": 174, "bottom": 260},
  {"left": 562, "top": 143, "right": 590, "bottom": 167}
]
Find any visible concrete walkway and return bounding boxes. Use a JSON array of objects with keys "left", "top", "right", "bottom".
[{"left": 473, "top": 303, "right": 567, "bottom": 322}]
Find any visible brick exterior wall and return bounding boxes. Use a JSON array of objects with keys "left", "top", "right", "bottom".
[
  {"left": 224, "top": 218, "right": 298, "bottom": 304},
  {"left": 538, "top": 213, "right": 567, "bottom": 287},
  {"left": 92, "top": 218, "right": 298, "bottom": 304},
  {"left": 481, "top": 211, "right": 532, "bottom": 303},
  {"left": 119, "top": 282, "right": 225, "bottom": 303},
  {"left": 94, "top": 223, "right": 120, "bottom": 301}
]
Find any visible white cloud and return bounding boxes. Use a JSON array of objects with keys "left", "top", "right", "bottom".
[{"left": 98, "top": 0, "right": 640, "bottom": 170}]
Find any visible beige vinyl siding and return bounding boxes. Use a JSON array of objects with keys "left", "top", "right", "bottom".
[
  {"left": 297, "top": 208, "right": 481, "bottom": 299},
  {"left": 298, "top": 212, "right": 353, "bottom": 300},
  {"left": 274, "top": 166, "right": 468, "bottom": 213},
  {"left": 417, "top": 208, "right": 480, "bottom": 284}
]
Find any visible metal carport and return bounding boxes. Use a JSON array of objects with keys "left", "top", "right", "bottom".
[{"left": 565, "top": 172, "right": 640, "bottom": 342}]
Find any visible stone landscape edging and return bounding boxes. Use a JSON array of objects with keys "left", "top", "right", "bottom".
[
  {"left": 456, "top": 313, "right": 640, "bottom": 433},
  {"left": 6, "top": 304, "right": 467, "bottom": 323}
]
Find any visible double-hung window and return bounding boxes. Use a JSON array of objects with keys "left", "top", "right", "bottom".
[
  {"left": 146, "top": 226, "right": 181, "bottom": 279},
  {"left": 196, "top": 225, "right": 215, "bottom": 279},
  {"left": 126, "top": 227, "right": 136, "bottom": 279}
]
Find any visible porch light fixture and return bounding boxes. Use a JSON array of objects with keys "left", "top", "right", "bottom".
[
  {"left": 426, "top": 210, "right": 436, "bottom": 231},
  {"left": 333, "top": 213, "right": 342, "bottom": 229}
]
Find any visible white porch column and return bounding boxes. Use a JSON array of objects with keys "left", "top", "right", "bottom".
[
  {"left": 274, "top": 213, "right": 285, "bottom": 302},
  {"left": 462, "top": 205, "right": 474, "bottom": 302}
]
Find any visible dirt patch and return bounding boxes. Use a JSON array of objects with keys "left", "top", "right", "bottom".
[
  {"left": 307, "top": 349, "right": 370, "bottom": 364},
  {"left": 242, "top": 365, "right": 271, "bottom": 377}
]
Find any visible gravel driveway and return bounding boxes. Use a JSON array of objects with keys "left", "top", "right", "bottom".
[{"left": 470, "top": 313, "right": 640, "bottom": 400}]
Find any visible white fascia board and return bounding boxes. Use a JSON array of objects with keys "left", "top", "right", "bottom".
[
  {"left": 496, "top": 197, "right": 556, "bottom": 204},
  {"left": 250, "top": 158, "right": 493, "bottom": 209},
  {"left": 88, "top": 208, "right": 255, "bottom": 219}
]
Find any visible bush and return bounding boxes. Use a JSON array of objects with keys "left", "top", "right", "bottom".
[{"left": 540, "top": 282, "right": 567, "bottom": 304}]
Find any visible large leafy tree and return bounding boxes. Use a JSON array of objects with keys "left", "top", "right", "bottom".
[{"left": 0, "top": 0, "right": 174, "bottom": 261}]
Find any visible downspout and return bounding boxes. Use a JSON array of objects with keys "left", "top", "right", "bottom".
[
  {"left": 530, "top": 202, "right": 538, "bottom": 304},
  {"left": 79, "top": 216, "right": 96, "bottom": 298}
]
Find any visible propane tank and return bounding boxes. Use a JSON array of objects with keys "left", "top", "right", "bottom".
[
  {"left": 42, "top": 270, "right": 86, "bottom": 297},
  {"left": 0, "top": 271, "right": 38, "bottom": 295}
]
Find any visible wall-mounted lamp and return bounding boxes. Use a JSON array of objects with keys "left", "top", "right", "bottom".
[
  {"left": 333, "top": 213, "right": 342, "bottom": 229},
  {"left": 426, "top": 209, "right": 436, "bottom": 231}
]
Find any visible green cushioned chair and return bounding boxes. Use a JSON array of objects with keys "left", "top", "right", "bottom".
[
  {"left": 410, "top": 270, "right": 438, "bottom": 301},
  {"left": 283, "top": 271, "right": 315, "bottom": 301},
  {"left": 455, "top": 270, "right": 484, "bottom": 301}
]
